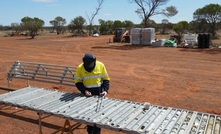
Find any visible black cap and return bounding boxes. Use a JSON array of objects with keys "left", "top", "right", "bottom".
[{"left": 83, "top": 53, "right": 96, "bottom": 68}]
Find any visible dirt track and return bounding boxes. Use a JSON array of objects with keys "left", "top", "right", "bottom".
[{"left": 0, "top": 34, "right": 221, "bottom": 134}]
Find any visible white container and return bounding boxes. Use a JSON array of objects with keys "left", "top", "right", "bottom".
[
  {"left": 141, "top": 28, "right": 155, "bottom": 45},
  {"left": 183, "top": 34, "right": 198, "bottom": 44},
  {"left": 131, "top": 28, "right": 155, "bottom": 45},
  {"left": 131, "top": 28, "right": 141, "bottom": 45},
  {"left": 152, "top": 39, "right": 166, "bottom": 46}
]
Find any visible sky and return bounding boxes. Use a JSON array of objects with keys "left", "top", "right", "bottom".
[{"left": 0, "top": 0, "right": 220, "bottom": 26}]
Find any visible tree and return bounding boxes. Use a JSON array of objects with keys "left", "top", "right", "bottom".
[
  {"left": 0, "top": 25, "right": 3, "bottom": 30},
  {"left": 98, "top": 19, "right": 114, "bottom": 34},
  {"left": 68, "top": 16, "right": 87, "bottom": 36},
  {"left": 193, "top": 4, "right": 221, "bottom": 37},
  {"left": 161, "top": 19, "right": 169, "bottom": 34},
  {"left": 50, "top": 16, "right": 66, "bottom": 35},
  {"left": 113, "top": 20, "right": 124, "bottom": 30},
  {"left": 189, "top": 19, "right": 208, "bottom": 33},
  {"left": 173, "top": 21, "right": 189, "bottom": 44},
  {"left": 87, "top": 0, "right": 105, "bottom": 36},
  {"left": 11, "top": 23, "right": 22, "bottom": 35},
  {"left": 21, "top": 17, "right": 44, "bottom": 39},
  {"left": 173, "top": 21, "right": 189, "bottom": 34},
  {"left": 122, "top": 20, "right": 134, "bottom": 28},
  {"left": 130, "top": 0, "right": 178, "bottom": 27},
  {"left": 98, "top": 20, "right": 135, "bottom": 34},
  {"left": 140, "top": 19, "right": 157, "bottom": 28}
]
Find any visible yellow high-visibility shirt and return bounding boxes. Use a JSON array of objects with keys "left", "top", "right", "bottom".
[{"left": 74, "top": 61, "right": 110, "bottom": 88}]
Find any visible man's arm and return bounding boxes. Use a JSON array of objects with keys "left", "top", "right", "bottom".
[
  {"left": 75, "top": 82, "right": 86, "bottom": 94},
  {"left": 100, "top": 80, "right": 110, "bottom": 97},
  {"left": 103, "top": 80, "right": 110, "bottom": 93}
]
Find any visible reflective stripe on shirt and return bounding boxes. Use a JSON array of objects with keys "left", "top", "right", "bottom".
[
  {"left": 85, "top": 83, "right": 102, "bottom": 88},
  {"left": 74, "top": 61, "right": 110, "bottom": 89}
]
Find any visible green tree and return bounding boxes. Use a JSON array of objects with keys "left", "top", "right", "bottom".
[
  {"left": 0, "top": 25, "right": 3, "bottom": 30},
  {"left": 161, "top": 19, "right": 169, "bottom": 34},
  {"left": 113, "top": 20, "right": 124, "bottom": 30},
  {"left": 189, "top": 19, "right": 208, "bottom": 33},
  {"left": 21, "top": 17, "right": 44, "bottom": 39},
  {"left": 68, "top": 16, "right": 87, "bottom": 36},
  {"left": 122, "top": 20, "right": 134, "bottom": 28},
  {"left": 140, "top": 19, "right": 157, "bottom": 28},
  {"left": 173, "top": 21, "right": 189, "bottom": 43},
  {"left": 173, "top": 21, "right": 189, "bottom": 34},
  {"left": 193, "top": 4, "right": 221, "bottom": 37},
  {"left": 130, "top": 0, "right": 178, "bottom": 27},
  {"left": 11, "top": 23, "right": 22, "bottom": 35},
  {"left": 50, "top": 16, "right": 66, "bottom": 35},
  {"left": 98, "top": 19, "right": 114, "bottom": 34}
]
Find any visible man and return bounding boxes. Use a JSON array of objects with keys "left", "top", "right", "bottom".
[{"left": 74, "top": 52, "right": 110, "bottom": 134}]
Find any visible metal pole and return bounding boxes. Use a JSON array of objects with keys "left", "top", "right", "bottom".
[
  {"left": 96, "top": 96, "right": 103, "bottom": 113},
  {"left": 7, "top": 78, "right": 11, "bottom": 88},
  {"left": 0, "top": 86, "right": 16, "bottom": 91},
  {"left": 96, "top": 87, "right": 103, "bottom": 112},
  {"left": 38, "top": 112, "right": 43, "bottom": 134}
]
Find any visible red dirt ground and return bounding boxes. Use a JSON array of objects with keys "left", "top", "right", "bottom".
[{"left": 0, "top": 34, "right": 221, "bottom": 134}]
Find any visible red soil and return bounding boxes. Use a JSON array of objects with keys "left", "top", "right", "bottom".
[{"left": 0, "top": 34, "right": 221, "bottom": 134}]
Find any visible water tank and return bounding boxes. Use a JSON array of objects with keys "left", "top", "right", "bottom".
[
  {"left": 141, "top": 28, "right": 155, "bottom": 45},
  {"left": 198, "top": 33, "right": 212, "bottom": 48},
  {"left": 131, "top": 28, "right": 141, "bottom": 45},
  {"left": 131, "top": 28, "right": 155, "bottom": 45}
]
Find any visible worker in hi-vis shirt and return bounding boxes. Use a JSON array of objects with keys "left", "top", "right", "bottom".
[{"left": 74, "top": 52, "right": 110, "bottom": 134}]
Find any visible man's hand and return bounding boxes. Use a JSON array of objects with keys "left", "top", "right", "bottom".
[
  {"left": 85, "top": 90, "right": 92, "bottom": 96},
  {"left": 100, "top": 91, "right": 107, "bottom": 97}
]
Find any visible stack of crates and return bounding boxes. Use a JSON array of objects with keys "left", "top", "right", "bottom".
[
  {"left": 131, "top": 28, "right": 141, "bottom": 45},
  {"left": 131, "top": 28, "right": 155, "bottom": 45}
]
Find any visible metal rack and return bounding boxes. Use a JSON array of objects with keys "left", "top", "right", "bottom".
[
  {"left": 0, "top": 86, "right": 220, "bottom": 134},
  {"left": 7, "top": 61, "right": 76, "bottom": 88}
]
